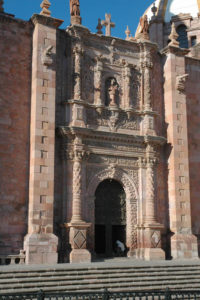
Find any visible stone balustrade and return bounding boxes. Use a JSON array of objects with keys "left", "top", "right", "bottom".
[{"left": 0, "top": 250, "right": 25, "bottom": 265}]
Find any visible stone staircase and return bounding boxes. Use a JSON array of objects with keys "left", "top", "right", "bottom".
[{"left": 0, "top": 260, "right": 200, "bottom": 294}]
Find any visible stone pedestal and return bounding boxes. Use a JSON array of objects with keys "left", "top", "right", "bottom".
[
  {"left": 171, "top": 233, "right": 198, "bottom": 259},
  {"left": 24, "top": 233, "right": 58, "bottom": 264},
  {"left": 71, "top": 16, "right": 82, "bottom": 25},
  {"left": 136, "top": 224, "right": 165, "bottom": 260},
  {"left": 65, "top": 223, "right": 91, "bottom": 263}
]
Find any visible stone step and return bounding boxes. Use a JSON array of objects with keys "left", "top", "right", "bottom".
[
  {"left": 1, "top": 280, "right": 200, "bottom": 294},
  {"left": 0, "top": 274, "right": 200, "bottom": 293},
  {"left": 0, "top": 265, "right": 199, "bottom": 279},
  {"left": 1, "top": 270, "right": 200, "bottom": 286},
  {"left": 1, "top": 262, "right": 200, "bottom": 294}
]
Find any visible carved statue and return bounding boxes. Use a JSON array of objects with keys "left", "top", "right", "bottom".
[
  {"left": 140, "top": 15, "right": 149, "bottom": 34},
  {"left": 70, "top": 0, "right": 80, "bottom": 16},
  {"left": 108, "top": 78, "right": 119, "bottom": 106}
]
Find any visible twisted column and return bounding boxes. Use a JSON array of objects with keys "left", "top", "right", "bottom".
[
  {"left": 71, "top": 149, "right": 84, "bottom": 223},
  {"left": 66, "top": 138, "right": 91, "bottom": 263},
  {"left": 145, "top": 157, "right": 157, "bottom": 224}
]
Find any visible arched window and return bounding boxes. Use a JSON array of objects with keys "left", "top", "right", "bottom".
[{"left": 177, "top": 25, "right": 188, "bottom": 49}]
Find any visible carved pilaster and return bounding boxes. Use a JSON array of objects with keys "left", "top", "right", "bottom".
[
  {"left": 142, "top": 60, "right": 153, "bottom": 111},
  {"left": 94, "top": 55, "right": 104, "bottom": 107},
  {"left": 123, "top": 62, "right": 132, "bottom": 108},
  {"left": 73, "top": 45, "right": 83, "bottom": 100}
]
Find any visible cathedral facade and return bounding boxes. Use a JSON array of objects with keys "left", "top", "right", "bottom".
[{"left": 1, "top": 0, "right": 200, "bottom": 264}]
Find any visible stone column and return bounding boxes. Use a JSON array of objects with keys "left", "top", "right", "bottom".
[
  {"left": 136, "top": 144, "right": 165, "bottom": 260},
  {"left": 163, "top": 46, "right": 198, "bottom": 259},
  {"left": 141, "top": 43, "right": 156, "bottom": 136},
  {"left": 94, "top": 55, "right": 103, "bottom": 109},
  {"left": 124, "top": 63, "right": 132, "bottom": 109},
  {"left": 143, "top": 60, "right": 152, "bottom": 111},
  {"left": 69, "top": 45, "right": 86, "bottom": 128},
  {"left": 73, "top": 45, "right": 82, "bottom": 100},
  {"left": 23, "top": 14, "right": 63, "bottom": 264},
  {"left": 145, "top": 156, "right": 157, "bottom": 224},
  {"left": 65, "top": 137, "right": 91, "bottom": 263}
]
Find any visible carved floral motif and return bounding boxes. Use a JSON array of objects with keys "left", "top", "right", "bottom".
[{"left": 86, "top": 108, "right": 140, "bottom": 131}]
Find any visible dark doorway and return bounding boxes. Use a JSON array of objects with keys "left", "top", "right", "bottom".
[{"left": 95, "top": 179, "right": 126, "bottom": 257}]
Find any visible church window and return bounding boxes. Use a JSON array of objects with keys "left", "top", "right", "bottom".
[
  {"left": 177, "top": 25, "right": 188, "bottom": 49},
  {"left": 191, "top": 36, "right": 197, "bottom": 47}
]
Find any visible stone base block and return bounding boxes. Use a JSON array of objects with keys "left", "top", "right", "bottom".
[
  {"left": 71, "top": 16, "right": 82, "bottom": 25},
  {"left": 24, "top": 233, "right": 58, "bottom": 264},
  {"left": 135, "top": 248, "right": 165, "bottom": 260},
  {"left": 171, "top": 233, "right": 199, "bottom": 259},
  {"left": 70, "top": 249, "right": 91, "bottom": 263}
]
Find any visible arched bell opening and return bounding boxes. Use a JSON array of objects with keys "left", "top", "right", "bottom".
[
  {"left": 94, "top": 179, "right": 127, "bottom": 258},
  {"left": 177, "top": 24, "right": 188, "bottom": 48}
]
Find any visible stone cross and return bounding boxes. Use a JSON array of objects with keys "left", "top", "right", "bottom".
[
  {"left": 101, "top": 13, "right": 115, "bottom": 36},
  {"left": 0, "top": 0, "right": 4, "bottom": 13}
]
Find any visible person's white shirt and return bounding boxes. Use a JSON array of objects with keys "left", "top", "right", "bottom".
[{"left": 116, "top": 240, "right": 125, "bottom": 252}]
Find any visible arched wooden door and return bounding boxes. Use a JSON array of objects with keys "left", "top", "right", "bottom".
[{"left": 95, "top": 179, "right": 126, "bottom": 257}]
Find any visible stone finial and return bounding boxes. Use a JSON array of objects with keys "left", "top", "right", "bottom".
[
  {"left": 151, "top": 3, "right": 157, "bottom": 17},
  {"left": 168, "top": 22, "right": 179, "bottom": 47},
  {"left": 0, "top": 0, "right": 4, "bottom": 13},
  {"left": 101, "top": 13, "right": 115, "bottom": 36},
  {"left": 96, "top": 18, "right": 103, "bottom": 35},
  {"left": 125, "top": 26, "right": 131, "bottom": 40},
  {"left": 125, "top": 26, "right": 136, "bottom": 42},
  {"left": 40, "top": 0, "right": 51, "bottom": 17}
]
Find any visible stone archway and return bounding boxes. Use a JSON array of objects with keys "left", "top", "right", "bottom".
[
  {"left": 86, "top": 165, "right": 138, "bottom": 257},
  {"left": 95, "top": 179, "right": 126, "bottom": 257}
]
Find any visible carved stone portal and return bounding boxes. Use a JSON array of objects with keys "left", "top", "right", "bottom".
[{"left": 86, "top": 166, "right": 138, "bottom": 256}]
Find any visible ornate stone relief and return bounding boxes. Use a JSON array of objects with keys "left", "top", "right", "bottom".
[
  {"left": 86, "top": 166, "right": 138, "bottom": 199},
  {"left": 82, "top": 54, "right": 94, "bottom": 102},
  {"left": 86, "top": 108, "right": 140, "bottom": 131},
  {"left": 86, "top": 166, "right": 138, "bottom": 251},
  {"left": 131, "top": 68, "right": 141, "bottom": 109},
  {"left": 42, "top": 45, "right": 54, "bottom": 66},
  {"left": 176, "top": 74, "right": 188, "bottom": 94}
]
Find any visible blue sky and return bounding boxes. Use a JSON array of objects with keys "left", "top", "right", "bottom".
[{"left": 4, "top": 0, "right": 154, "bottom": 39}]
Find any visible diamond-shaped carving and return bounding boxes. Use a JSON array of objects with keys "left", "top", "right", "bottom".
[
  {"left": 74, "top": 230, "right": 86, "bottom": 249},
  {"left": 151, "top": 231, "right": 161, "bottom": 248}
]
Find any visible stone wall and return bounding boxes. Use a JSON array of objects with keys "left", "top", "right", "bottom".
[
  {"left": 186, "top": 57, "right": 200, "bottom": 254},
  {"left": 0, "top": 15, "right": 32, "bottom": 254}
]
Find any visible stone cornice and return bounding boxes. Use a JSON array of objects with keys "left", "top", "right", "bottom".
[
  {"left": 0, "top": 13, "right": 31, "bottom": 27},
  {"left": 67, "top": 23, "right": 140, "bottom": 49},
  {"left": 62, "top": 99, "right": 159, "bottom": 117},
  {"left": 161, "top": 45, "right": 190, "bottom": 56},
  {"left": 31, "top": 14, "right": 63, "bottom": 28},
  {"left": 58, "top": 126, "right": 166, "bottom": 146}
]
